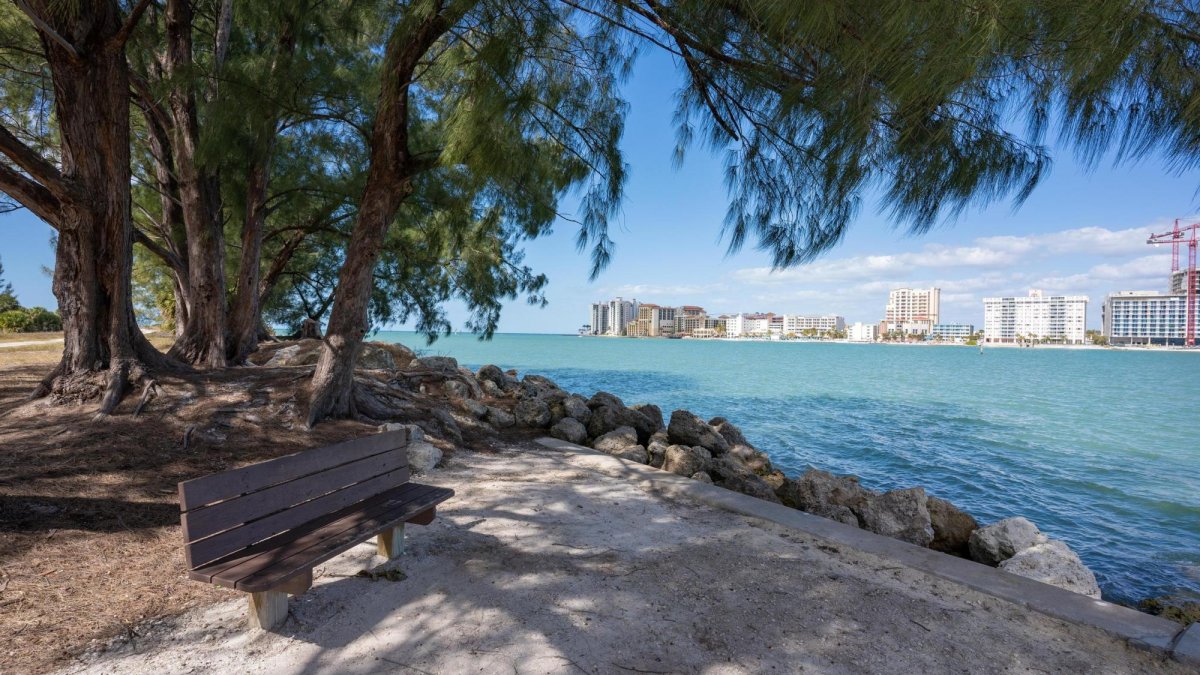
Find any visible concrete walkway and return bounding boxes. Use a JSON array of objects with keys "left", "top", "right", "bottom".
[{"left": 67, "top": 441, "right": 1192, "bottom": 674}]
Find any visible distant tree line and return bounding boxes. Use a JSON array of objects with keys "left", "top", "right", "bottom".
[
  {"left": 0, "top": 1, "right": 1198, "bottom": 421},
  {"left": 0, "top": 256, "right": 61, "bottom": 333}
]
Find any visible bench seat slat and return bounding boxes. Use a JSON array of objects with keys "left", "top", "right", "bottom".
[
  {"left": 178, "top": 431, "right": 407, "bottom": 512},
  {"left": 182, "top": 451, "right": 407, "bottom": 543},
  {"left": 190, "top": 483, "right": 453, "bottom": 592},
  {"left": 184, "top": 466, "right": 412, "bottom": 569}
]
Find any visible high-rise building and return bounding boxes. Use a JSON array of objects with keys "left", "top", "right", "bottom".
[
  {"left": 605, "top": 297, "right": 638, "bottom": 336},
  {"left": 885, "top": 288, "right": 941, "bottom": 333},
  {"left": 589, "top": 302, "right": 609, "bottom": 336},
  {"left": 1102, "top": 284, "right": 1200, "bottom": 346},
  {"left": 983, "top": 290, "right": 1087, "bottom": 344}
]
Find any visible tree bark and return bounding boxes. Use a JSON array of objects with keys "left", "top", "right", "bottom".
[
  {"left": 162, "top": 0, "right": 228, "bottom": 368},
  {"left": 307, "top": 3, "right": 458, "bottom": 426},
  {"left": 11, "top": 1, "right": 177, "bottom": 416},
  {"left": 227, "top": 146, "right": 272, "bottom": 363}
]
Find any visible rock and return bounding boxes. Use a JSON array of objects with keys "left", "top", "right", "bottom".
[
  {"left": 563, "top": 396, "right": 591, "bottom": 424},
  {"left": 858, "top": 488, "right": 934, "bottom": 546},
  {"left": 969, "top": 517, "right": 1044, "bottom": 566},
  {"left": 477, "top": 364, "right": 505, "bottom": 387},
  {"left": 411, "top": 355, "right": 458, "bottom": 371},
  {"left": 592, "top": 426, "right": 639, "bottom": 454},
  {"left": 431, "top": 408, "right": 464, "bottom": 446},
  {"left": 810, "top": 503, "right": 860, "bottom": 527},
  {"left": 1138, "top": 596, "right": 1200, "bottom": 625},
  {"left": 455, "top": 368, "right": 485, "bottom": 398},
  {"left": 262, "top": 340, "right": 322, "bottom": 366},
  {"left": 550, "top": 418, "right": 588, "bottom": 444},
  {"left": 708, "top": 456, "right": 781, "bottom": 503},
  {"left": 613, "top": 445, "right": 648, "bottom": 464},
  {"left": 263, "top": 343, "right": 305, "bottom": 366},
  {"left": 775, "top": 469, "right": 873, "bottom": 515},
  {"left": 481, "top": 380, "right": 505, "bottom": 398},
  {"left": 709, "top": 416, "right": 749, "bottom": 447},
  {"left": 358, "top": 343, "right": 398, "bottom": 370},
  {"left": 587, "top": 391, "right": 625, "bottom": 410},
  {"left": 999, "top": 539, "right": 1101, "bottom": 598},
  {"left": 444, "top": 380, "right": 471, "bottom": 400},
  {"left": 377, "top": 341, "right": 415, "bottom": 364},
  {"left": 485, "top": 406, "right": 515, "bottom": 428},
  {"left": 726, "top": 444, "right": 772, "bottom": 475},
  {"left": 646, "top": 431, "right": 669, "bottom": 469},
  {"left": 662, "top": 444, "right": 711, "bottom": 477},
  {"left": 762, "top": 471, "right": 786, "bottom": 491},
  {"left": 927, "top": 496, "right": 978, "bottom": 557},
  {"left": 630, "top": 403, "right": 664, "bottom": 432},
  {"left": 519, "top": 374, "right": 562, "bottom": 401},
  {"left": 406, "top": 440, "right": 442, "bottom": 474},
  {"left": 378, "top": 422, "right": 422, "bottom": 442},
  {"left": 690, "top": 471, "right": 713, "bottom": 484},
  {"left": 514, "top": 399, "right": 553, "bottom": 428},
  {"left": 667, "top": 410, "right": 730, "bottom": 454},
  {"left": 297, "top": 317, "right": 322, "bottom": 339},
  {"left": 460, "top": 398, "right": 488, "bottom": 419},
  {"left": 587, "top": 405, "right": 657, "bottom": 444}
]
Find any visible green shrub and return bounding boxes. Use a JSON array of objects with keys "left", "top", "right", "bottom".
[
  {"left": 22, "top": 307, "right": 62, "bottom": 332},
  {"left": 0, "top": 309, "right": 30, "bottom": 333}
]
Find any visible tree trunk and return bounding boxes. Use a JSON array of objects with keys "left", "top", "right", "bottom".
[
  {"left": 163, "top": 0, "right": 228, "bottom": 368},
  {"left": 28, "top": 1, "right": 177, "bottom": 416},
  {"left": 307, "top": 4, "right": 457, "bottom": 426},
  {"left": 227, "top": 150, "right": 271, "bottom": 363}
]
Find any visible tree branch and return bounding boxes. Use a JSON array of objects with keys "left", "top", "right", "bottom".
[
  {"left": 0, "top": 125, "right": 71, "bottom": 198},
  {"left": 14, "top": 0, "right": 81, "bottom": 60},
  {"left": 0, "top": 161, "right": 61, "bottom": 226},
  {"left": 112, "top": 0, "right": 155, "bottom": 50}
]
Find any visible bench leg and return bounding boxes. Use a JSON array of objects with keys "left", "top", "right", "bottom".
[
  {"left": 246, "top": 570, "right": 311, "bottom": 631},
  {"left": 248, "top": 591, "right": 288, "bottom": 631},
  {"left": 377, "top": 524, "right": 405, "bottom": 559}
]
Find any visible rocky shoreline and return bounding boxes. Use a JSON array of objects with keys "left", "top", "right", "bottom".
[{"left": 255, "top": 339, "right": 1196, "bottom": 617}]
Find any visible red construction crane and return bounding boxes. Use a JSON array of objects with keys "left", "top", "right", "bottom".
[{"left": 1147, "top": 219, "right": 1200, "bottom": 346}]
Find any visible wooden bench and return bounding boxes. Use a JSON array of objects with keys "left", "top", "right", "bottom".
[{"left": 177, "top": 429, "right": 453, "bottom": 630}]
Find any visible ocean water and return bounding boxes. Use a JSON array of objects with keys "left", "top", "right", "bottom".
[{"left": 375, "top": 331, "right": 1200, "bottom": 605}]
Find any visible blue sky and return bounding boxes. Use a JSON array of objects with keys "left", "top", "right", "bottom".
[{"left": 2, "top": 48, "right": 1197, "bottom": 333}]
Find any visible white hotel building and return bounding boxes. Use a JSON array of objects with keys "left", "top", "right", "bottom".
[
  {"left": 982, "top": 290, "right": 1088, "bottom": 344},
  {"left": 1102, "top": 273, "right": 1200, "bottom": 345},
  {"left": 782, "top": 314, "right": 845, "bottom": 334}
]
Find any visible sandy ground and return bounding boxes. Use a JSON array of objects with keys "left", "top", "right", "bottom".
[{"left": 63, "top": 441, "right": 1189, "bottom": 675}]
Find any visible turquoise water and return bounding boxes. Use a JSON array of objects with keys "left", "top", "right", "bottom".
[{"left": 376, "top": 331, "right": 1200, "bottom": 605}]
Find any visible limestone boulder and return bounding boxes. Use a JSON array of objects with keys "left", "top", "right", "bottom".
[
  {"left": 592, "top": 426, "right": 639, "bottom": 454},
  {"left": 999, "top": 539, "right": 1101, "bottom": 598},
  {"left": 969, "top": 517, "right": 1044, "bottom": 566},
  {"left": 563, "top": 396, "right": 592, "bottom": 424},
  {"left": 858, "top": 488, "right": 934, "bottom": 546},
  {"left": 587, "top": 405, "right": 657, "bottom": 444},
  {"left": 726, "top": 444, "right": 773, "bottom": 475},
  {"left": 662, "top": 444, "right": 711, "bottom": 477},
  {"left": 613, "top": 445, "right": 649, "bottom": 464},
  {"left": 358, "top": 343, "right": 398, "bottom": 370},
  {"left": 690, "top": 471, "right": 713, "bottom": 484},
  {"left": 261, "top": 340, "right": 322, "bottom": 366},
  {"left": 708, "top": 456, "right": 781, "bottom": 503},
  {"left": 927, "top": 496, "right": 978, "bottom": 557},
  {"left": 514, "top": 399, "right": 553, "bottom": 428},
  {"left": 810, "top": 503, "right": 860, "bottom": 527},
  {"left": 550, "top": 417, "right": 588, "bottom": 445},
  {"left": 519, "top": 374, "right": 564, "bottom": 401},
  {"left": 667, "top": 410, "right": 730, "bottom": 454},
  {"left": 459, "top": 398, "right": 488, "bottom": 419},
  {"left": 477, "top": 364, "right": 506, "bottom": 387},
  {"left": 444, "top": 380, "right": 471, "bottom": 400},
  {"left": 630, "top": 403, "right": 665, "bottom": 432},
  {"left": 481, "top": 379, "right": 505, "bottom": 398},
  {"left": 709, "top": 416, "right": 749, "bottom": 448},
  {"left": 411, "top": 356, "right": 459, "bottom": 372},
  {"left": 588, "top": 391, "right": 625, "bottom": 410},
  {"left": 485, "top": 406, "right": 516, "bottom": 428},
  {"left": 775, "top": 468, "right": 873, "bottom": 514},
  {"left": 407, "top": 440, "right": 442, "bottom": 474},
  {"left": 646, "top": 431, "right": 669, "bottom": 469}
]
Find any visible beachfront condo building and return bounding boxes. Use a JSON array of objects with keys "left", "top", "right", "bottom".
[
  {"left": 782, "top": 314, "right": 846, "bottom": 334},
  {"left": 725, "top": 312, "right": 774, "bottom": 337},
  {"left": 848, "top": 322, "right": 878, "bottom": 342},
  {"left": 982, "top": 290, "right": 1088, "bottom": 344},
  {"left": 931, "top": 323, "right": 975, "bottom": 341},
  {"left": 589, "top": 302, "right": 610, "bottom": 336},
  {"left": 674, "top": 313, "right": 707, "bottom": 336},
  {"left": 1102, "top": 288, "right": 1200, "bottom": 346},
  {"left": 885, "top": 287, "right": 941, "bottom": 334}
]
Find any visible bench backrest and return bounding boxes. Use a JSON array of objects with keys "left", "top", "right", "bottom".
[{"left": 178, "top": 430, "right": 410, "bottom": 569}]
